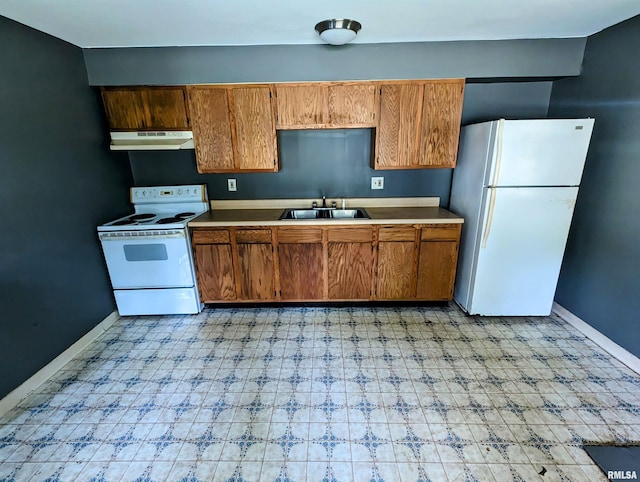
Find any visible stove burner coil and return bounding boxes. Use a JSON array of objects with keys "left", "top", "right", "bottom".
[
  {"left": 129, "top": 213, "right": 156, "bottom": 221},
  {"left": 157, "top": 217, "right": 183, "bottom": 224}
]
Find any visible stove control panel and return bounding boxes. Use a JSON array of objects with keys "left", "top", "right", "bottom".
[{"left": 131, "top": 185, "right": 208, "bottom": 204}]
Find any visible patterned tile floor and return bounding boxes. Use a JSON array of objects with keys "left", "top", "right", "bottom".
[{"left": 2, "top": 305, "right": 640, "bottom": 481}]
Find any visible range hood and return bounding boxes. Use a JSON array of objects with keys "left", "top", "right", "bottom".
[{"left": 109, "top": 131, "right": 194, "bottom": 151}]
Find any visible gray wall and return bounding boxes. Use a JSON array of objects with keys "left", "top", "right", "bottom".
[
  {"left": 0, "top": 16, "right": 133, "bottom": 398},
  {"left": 83, "top": 39, "right": 585, "bottom": 85},
  {"left": 130, "top": 81, "right": 552, "bottom": 207},
  {"left": 549, "top": 15, "right": 640, "bottom": 357}
]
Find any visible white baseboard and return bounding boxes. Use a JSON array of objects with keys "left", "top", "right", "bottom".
[
  {"left": 0, "top": 310, "right": 120, "bottom": 419},
  {"left": 553, "top": 302, "right": 640, "bottom": 375}
]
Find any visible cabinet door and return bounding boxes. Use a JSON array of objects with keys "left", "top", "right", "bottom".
[
  {"left": 188, "top": 86, "right": 235, "bottom": 173},
  {"left": 327, "top": 228, "right": 374, "bottom": 300},
  {"left": 418, "top": 80, "right": 465, "bottom": 168},
  {"left": 236, "top": 229, "right": 275, "bottom": 300},
  {"left": 376, "top": 242, "right": 416, "bottom": 299},
  {"left": 375, "top": 226, "right": 418, "bottom": 299},
  {"left": 102, "top": 87, "right": 189, "bottom": 131},
  {"left": 416, "top": 225, "right": 461, "bottom": 300},
  {"left": 194, "top": 243, "right": 236, "bottom": 302},
  {"left": 231, "top": 86, "right": 278, "bottom": 171},
  {"left": 277, "top": 228, "right": 323, "bottom": 300},
  {"left": 237, "top": 244, "right": 275, "bottom": 300},
  {"left": 275, "top": 84, "right": 326, "bottom": 128},
  {"left": 375, "top": 82, "right": 423, "bottom": 169},
  {"left": 278, "top": 244, "right": 324, "bottom": 300},
  {"left": 416, "top": 241, "right": 459, "bottom": 300},
  {"left": 327, "top": 83, "right": 378, "bottom": 127}
]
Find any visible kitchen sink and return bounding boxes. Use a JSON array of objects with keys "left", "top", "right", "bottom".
[{"left": 279, "top": 208, "right": 370, "bottom": 220}]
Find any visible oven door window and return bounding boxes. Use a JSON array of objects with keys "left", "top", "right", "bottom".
[
  {"left": 123, "top": 244, "right": 169, "bottom": 262},
  {"left": 100, "top": 234, "right": 194, "bottom": 289}
]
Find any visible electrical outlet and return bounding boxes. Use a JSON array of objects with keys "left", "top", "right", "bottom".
[
  {"left": 371, "top": 177, "right": 384, "bottom": 190},
  {"left": 227, "top": 179, "right": 237, "bottom": 192}
]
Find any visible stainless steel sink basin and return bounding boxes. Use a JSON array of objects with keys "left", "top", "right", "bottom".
[
  {"left": 279, "top": 208, "right": 369, "bottom": 220},
  {"left": 330, "top": 209, "right": 368, "bottom": 219},
  {"left": 280, "top": 209, "right": 321, "bottom": 219}
]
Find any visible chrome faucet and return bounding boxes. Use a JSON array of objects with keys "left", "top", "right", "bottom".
[{"left": 322, "top": 195, "right": 327, "bottom": 208}]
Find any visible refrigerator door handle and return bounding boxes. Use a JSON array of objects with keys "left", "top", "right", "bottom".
[
  {"left": 481, "top": 187, "right": 497, "bottom": 248},
  {"left": 490, "top": 119, "right": 505, "bottom": 187}
]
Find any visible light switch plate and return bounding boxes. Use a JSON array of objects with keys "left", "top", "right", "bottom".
[
  {"left": 227, "top": 179, "right": 237, "bottom": 192},
  {"left": 371, "top": 177, "right": 384, "bottom": 190}
]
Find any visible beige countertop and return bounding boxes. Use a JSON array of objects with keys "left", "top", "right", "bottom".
[{"left": 189, "top": 197, "right": 464, "bottom": 227}]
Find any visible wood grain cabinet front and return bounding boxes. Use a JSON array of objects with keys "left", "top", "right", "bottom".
[
  {"left": 375, "top": 224, "right": 462, "bottom": 300},
  {"left": 235, "top": 229, "right": 275, "bottom": 301},
  {"left": 101, "top": 86, "right": 190, "bottom": 131},
  {"left": 375, "top": 79, "right": 465, "bottom": 169},
  {"left": 276, "top": 227, "right": 324, "bottom": 301},
  {"left": 275, "top": 82, "right": 378, "bottom": 129},
  {"left": 416, "top": 224, "right": 462, "bottom": 300},
  {"left": 191, "top": 223, "right": 461, "bottom": 304},
  {"left": 376, "top": 226, "right": 418, "bottom": 300},
  {"left": 187, "top": 85, "right": 278, "bottom": 173},
  {"left": 327, "top": 227, "right": 375, "bottom": 300},
  {"left": 192, "top": 228, "right": 276, "bottom": 302},
  {"left": 191, "top": 229, "right": 236, "bottom": 302}
]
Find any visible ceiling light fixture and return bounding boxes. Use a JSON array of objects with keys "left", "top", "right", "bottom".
[{"left": 315, "top": 18, "right": 362, "bottom": 46}]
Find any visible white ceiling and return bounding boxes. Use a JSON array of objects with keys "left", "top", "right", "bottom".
[{"left": 2, "top": 0, "right": 640, "bottom": 48}]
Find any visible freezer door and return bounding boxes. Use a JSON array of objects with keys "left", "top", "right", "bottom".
[
  {"left": 467, "top": 186, "right": 579, "bottom": 316},
  {"left": 488, "top": 119, "right": 594, "bottom": 187}
]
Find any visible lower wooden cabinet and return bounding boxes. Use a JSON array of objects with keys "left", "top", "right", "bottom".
[
  {"left": 327, "top": 227, "right": 374, "bottom": 300},
  {"left": 416, "top": 225, "right": 461, "bottom": 300},
  {"left": 192, "top": 230, "right": 236, "bottom": 301},
  {"left": 236, "top": 229, "right": 275, "bottom": 300},
  {"left": 376, "top": 226, "right": 417, "bottom": 299},
  {"left": 191, "top": 223, "right": 461, "bottom": 303},
  {"left": 277, "top": 227, "right": 324, "bottom": 300}
]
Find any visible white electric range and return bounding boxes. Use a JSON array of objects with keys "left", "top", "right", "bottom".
[{"left": 97, "top": 185, "right": 209, "bottom": 316}]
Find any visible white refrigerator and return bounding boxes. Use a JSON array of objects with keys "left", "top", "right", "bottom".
[{"left": 449, "top": 118, "right": 594, "bottom": 316}]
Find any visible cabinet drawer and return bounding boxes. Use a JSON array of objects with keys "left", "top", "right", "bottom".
[
  {"left": 327, "top": 227, "right": 373, "bottom": 243},
  {"left": 192, "top": 229, "right": 231, "bottom": 244},
  {"left": 378, "top": 226, "right": 416, "bottom": 242},
  {"left": 236, "top": 229, "right": 272, "bottom": 244},
  {"left": 278, "top": 228, "right": 323, "bottom": 243},
  {"left": 420, "top": 224, "right": 461, "bottom": 241}
]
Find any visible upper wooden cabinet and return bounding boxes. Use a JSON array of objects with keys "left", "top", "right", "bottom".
[
  {"left": 375, "top": 83, "right": 423, "bottom": 169},
  {"left": 419, "top": 81, "right": 466, "bottom": 168},
  {"left": 101, "top": 87, "right": 190, "bottom": 131},
  {"left": 101, "top": 79, "right": 464, "bottom": 171},
  {"left": 187, "top": 85, "right": 278, "bottom": 173},
  {"left": 275, "top": 82, "right": 378, "bottom": 129},
  {"left": 375, "top": 79, "right": 465, "bottom": 169},
  {"left": 187, "top": 86, "right": 234, "bottom": 172}
]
